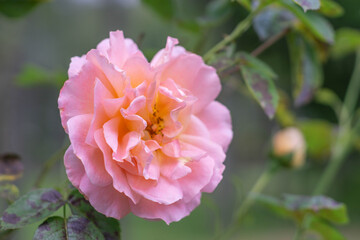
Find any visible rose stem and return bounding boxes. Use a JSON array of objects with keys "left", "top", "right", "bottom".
[
  {"left": 33, "top": 141, "right": 69, "bottom": 188},
  {"left": 313, "top": 50, "right": 360, "bottom": 195},
  {"left": 215, "top": 162, "right": 280, "bottom": 240}
]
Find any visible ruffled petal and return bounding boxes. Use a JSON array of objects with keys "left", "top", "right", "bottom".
[
  {"left": 79, "top": 173, "right": 130, "bottom": 219},
  {"left": 196, "top": 101, "right": 233, "bottom": 151},
  {"left": 68, "top": 56, "right": 86, "bottom": 78},
  {"left": 67, "top": 114, "right": 112, "bottom": 186},
  {"left": 127, "top": 174, "right": 183, "bottom": 205},
  {"left": 94, "top": 129, "right": 141, "bottom": 204},
  {"left": 130, "top": 194, "right": 201, "bottom": 224},
  {"left": 64, "top": 145, "right": 85, "bottom": 188},
  {"left": 159, "top": 53, "right": 221, "bottom": 113},
  {"left": 108, "top": 30, "right": 145, "bottom": 68},
  {"left": 151, "top": 37, "right": 186, "bottom": 68},
  {"left": 58, "top": 61, "right": 96, "bottom": 132}
]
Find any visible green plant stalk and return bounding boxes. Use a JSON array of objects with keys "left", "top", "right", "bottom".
[
  {"left": 203, "top": 5, "right": 264, "bottom": 62},
  {"left": 216, "top": 163, "right": 280, "bottom": 240},
  {"left": 33, "top": 142, "right": 69, "bottom": 188},
  {"left": 314, "top": 51, "right": 360, "bottom": 195},
  {"left": 293, "top": 226, "right": 305, "bottom": 240},
  {"left": 339, "top": 50, "right": 360, "bottom": 126}
]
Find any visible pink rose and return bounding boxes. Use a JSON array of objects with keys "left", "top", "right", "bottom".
[{"left": 58, "top": 31, "right": 232, "bottom": 224}]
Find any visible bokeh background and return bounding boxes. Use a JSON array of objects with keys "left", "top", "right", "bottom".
[{"left": 0, "top": 0, "right": 359, "bottom": 239}]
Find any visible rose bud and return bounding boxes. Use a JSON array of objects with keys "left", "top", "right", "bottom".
[{"left": 272, "top": 127, "right": 306, "bottom": 168}]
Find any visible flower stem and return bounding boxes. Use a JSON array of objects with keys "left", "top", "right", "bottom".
[
  {"left": 33, "top": 141, "right": 69, "bottom": 188},
  {"left": 313, "top": 51, "right": 360, "bottom": 195},
  {"left": 216, "top": 162, "right": 280, "bottom": 240},
  {"left": 203, "top": 6, "right": 264, "bottom": 62},
  {"left": 251, "top": 28, "right": 290, "bottom": 57}
]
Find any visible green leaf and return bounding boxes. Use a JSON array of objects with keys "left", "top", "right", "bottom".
[
  {"left": 257, "top": 194, "right": 349, "bottom": 225},
  {"left": 309, "top": 218, "right": 346, "bottom": 240},
  {"left": 256, "top": 194, "right": 293, "bottom": 218},
  {"left": 0, "top": 189, "right": 65, "bottom": 230},
  {"left": 332, "top": 28, "right": 360, "bottom": 59},
  {"left": 16, "top": 64, "right": 67, "bottom": 88},
  {"left": 315, "top": 88, "right": 341, "bottom": 113},
  {"left": 281, "top": 0, "right": 334, "bottom": 44},
  {"left": 236, "top": 0, "right": 251, "bottom": 11},
  {"left": 287, "top": 32, "right": 323, "bottom": 106},
  {"left": 292, "top": 0, "right": 320, "bottom": 12},
  {"left": 68, "top": 190, "right": 120, "bottom": 240},
  {"left": 0, "top": 154, "right": 23, "bottom": 182},
  {"left": 283, "top": 195, "right": 349, "bottom": 224},
  {"left": 0, "top": 0, "right": 48, "bottom": 18},
  {"left": 33, "top": 215, "right": 105, "bottom": 240},
  {"left": 253, "top": 6, "right": 295, "bottom": 41},
  {"left": 33, "top": 216, "right": 66, "bottom": 240},
  {"left": 0, "top": 184, "right": 19, "bottom": 203},
  {"left": 67, "top": 215, "right": 105, "bottom": 240},
  {"left": 176, "top": 19, "right": 201, "bottom": 33},
  {"left": 319, "top": 0, "right": 344, "bottom": 18},
  {"left": 141, "top": 0, "right": 174, "bottom": 20},
  {"left": 298, "top": 120, "right": 334, "bottom": 160},
  {"left": 239, "top": 52, "right": 279, "bottom": 119}
]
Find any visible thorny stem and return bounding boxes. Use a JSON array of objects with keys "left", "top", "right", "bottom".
[
  {"left": 216, "top": 163, "right": 280, "bottom": 240},
  {"left": 33, "top": 141, "right": 69, "bottom": 188},
  {"left": 314, "top": 50, "right": 360, "bottom": 195}
]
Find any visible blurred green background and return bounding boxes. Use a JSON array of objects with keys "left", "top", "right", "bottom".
[{"left": 0, "top": 0, "right": 359, "bottom": 239}]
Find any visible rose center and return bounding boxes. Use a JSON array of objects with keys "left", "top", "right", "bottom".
[{"left": 144, "top": 104, "right": 165, "bottom": 139}]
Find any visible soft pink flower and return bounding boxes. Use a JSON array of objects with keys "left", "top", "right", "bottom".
[{"left": 58, "top": 31, "right": 232, "bottom": 224}]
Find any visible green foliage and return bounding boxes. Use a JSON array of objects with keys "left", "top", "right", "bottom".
[
  {"left": 0, "top": 153, "right": 23, "bottom": 182},
  {"left": 16, "top": 64, "right": 67, "bottom": 89},
  {"left": 236, "top": 0, "right": 251, "bottom": 11},
  {"left": 315, "top": 88, "right": 342, "bottom": 116},
  {"left": 67, "top": 215, "right": 105, "bottom": 240},
  {"left": 319, "top": 0, "right": 344, "bottom": 18},
  {"left": 253, "top": 6, "right": 294, "bottom": 40},
  {"left": 0, "top": 184, "right": 19, "bottom": 203},
  {"left": 33, "top": 216, "right": 66, "bottom": 240},
  {"left": 298, "top": 120, "right": 334, "bottom": 160},
  {"left": 257, "top": 194, "right": 348, "bottom": 239},
  {"left": 293, "top": 0, "right": 320, "bottom": 12},
  {"left": 68, "top": 189, "right": 120, "bottom": 240},
  {"left": 239, "top": 52, "right": 279, "bottom": 119},
  {"left": 281, "top": 0, "right": 334, "bottom": 44},
  {"left": 283, "top": 195, "right": 348, "bottom": 224},
  {"left": 309, "top": 218, "right": 346, "bottom": 240},
  {"left": 141, "top": 0, "right": 174, "bottom": 20},
  {"left": 34, "top": 215, "right": 105, "bottom": 240},
  {"left": 203, "top": 0, "right": 233, "bottom": 26},
  {"left": 332, "top": 28, "right": 360, "bottom": 59},
  {"left": 287, "top": 32, "right": 323, "bottom": 106},
  {"left": 0, "top": 0, "right": 48, "bottom": 18},
  {"left": 0, "top": 188, "right": 65, "bottom": 230}
]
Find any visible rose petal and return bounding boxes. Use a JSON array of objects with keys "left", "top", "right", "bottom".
[
  {"left": 197, "top": 101, "right": 233, "bottom": 151},
  {"left": 58, "top": 62, "right": 96, "bottom": 132},
  {"left": 127, "top": 174, "right": 183, "bottom": 205},
  {"left": 68, "top": 56, "right": 86, "bottom": 78},
  {"left": 79, "top": 173, "right": 130, "bottom": 219},
  {"left": 159, "top": 53, "right": 221, "bottom": 113},
  {"left": 94, "top": 129, "right": 141, "bottom": 204},
  {"left": 64, "top": 145, "right": 85, "bottom": 188},
  {"left": 130, "top": 193, "right": 201, "bottom": 225},
  {"left": 109, "top": 30, "right": 145, "bottom": 68},
  {"left": 67, "top": 114, "right": 112, "bottom": 186}
]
